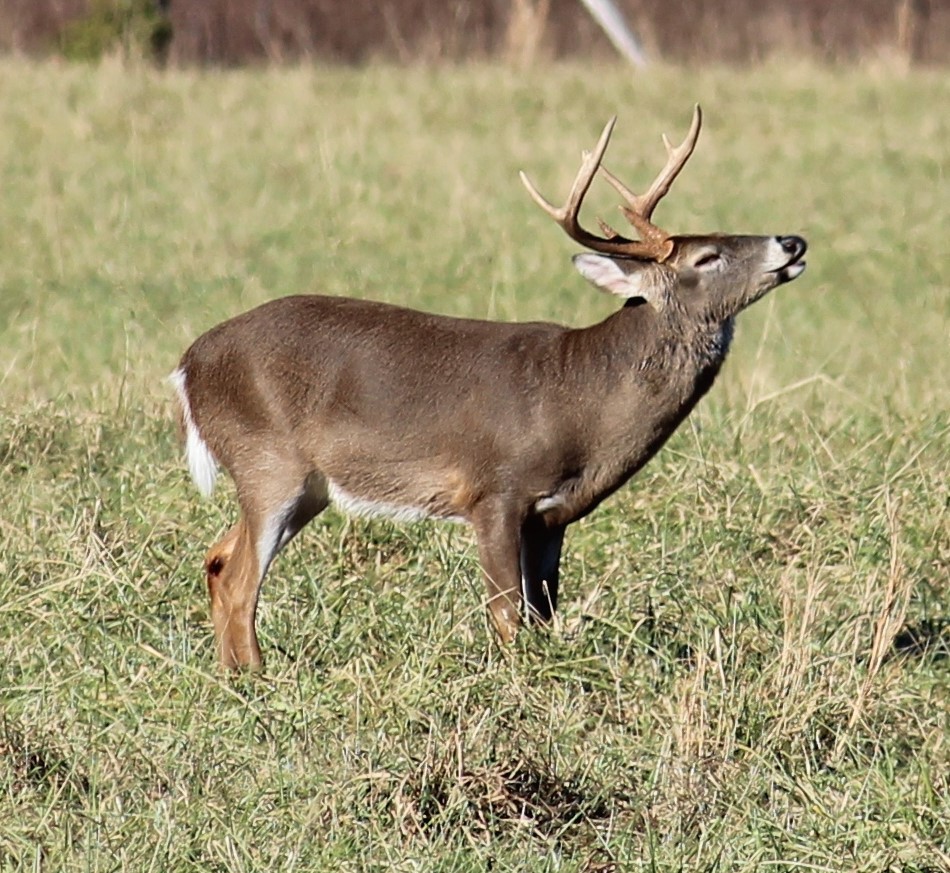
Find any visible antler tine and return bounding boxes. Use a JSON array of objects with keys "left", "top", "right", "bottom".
[
  {"left": 600, "top": 104, "right": 702, "bottom": 233},
  {"left": 520, "top": 118, "right": 648, "bottom": 257}
]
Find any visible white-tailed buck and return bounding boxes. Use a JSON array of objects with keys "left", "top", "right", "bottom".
[{"left": 172, "top": 106, "right": 806, "bottom": 669}]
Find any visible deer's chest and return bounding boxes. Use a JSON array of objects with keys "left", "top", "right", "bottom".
[{"left": 531, "top": 319, "right": 736, "bottom": 524}]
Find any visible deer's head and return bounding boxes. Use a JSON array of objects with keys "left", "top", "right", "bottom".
[{"left": 520, "top": 107, "right": 806, "bottom": 325}]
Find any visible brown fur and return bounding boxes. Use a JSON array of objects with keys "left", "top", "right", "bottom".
[{"left": 175, "top": 231, "right": 806, "bottom": 668}]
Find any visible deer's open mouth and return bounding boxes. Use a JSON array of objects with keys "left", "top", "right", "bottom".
[{"left": 777, "top": 259, "right": 806, "bottom": 282}]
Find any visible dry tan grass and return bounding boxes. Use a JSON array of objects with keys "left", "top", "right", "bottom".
[{"left": 0, "top": 58, "right": 947, "bottom": 870}]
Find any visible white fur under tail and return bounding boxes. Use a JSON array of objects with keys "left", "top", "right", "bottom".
[{"left": 168, "top": 367, "right": 219, "bottom": 497}]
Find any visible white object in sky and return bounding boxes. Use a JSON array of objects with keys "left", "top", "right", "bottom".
[{"left": 578, "top": 0, "right": 648, "bottom": 68}]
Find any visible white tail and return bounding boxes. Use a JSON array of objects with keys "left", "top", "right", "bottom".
[
  {"left": 169, "top": 368, "right": 219, "bottom": 498},
  {"left": 173, "top": 107, "right": 807, "bottom": 670}
]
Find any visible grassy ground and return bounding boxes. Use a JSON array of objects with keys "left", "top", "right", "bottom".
[{"left": 1, "top": 57, "right": 948, "bottom": 871}]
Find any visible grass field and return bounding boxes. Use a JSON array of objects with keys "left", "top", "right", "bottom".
[{"left": 1, "top": 57, "right": 948, "bottom": 871}]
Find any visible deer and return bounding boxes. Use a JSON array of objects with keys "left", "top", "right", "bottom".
[{"left": 171, "top": 106, "right": 806, "bottom": 670}]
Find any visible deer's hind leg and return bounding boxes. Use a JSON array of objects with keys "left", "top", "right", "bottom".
[{"left": 204, "top": 467, "right": 329, "bottom": 670}]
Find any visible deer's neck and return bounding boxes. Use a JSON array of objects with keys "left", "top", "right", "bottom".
[
  {"left": 573, "top": 302, "right": 735, "bottom": 386},
  {"left": 543, "top": 305, "right": 736, "bottom": 522}
]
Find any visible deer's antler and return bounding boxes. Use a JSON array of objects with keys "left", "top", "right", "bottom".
[{"left": 520, "top": 105, "right": 702, "bottom": 262}]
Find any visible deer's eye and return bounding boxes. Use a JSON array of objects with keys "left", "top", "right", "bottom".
[{"left": 694, "top": 252, "right": 722, "bottom": 269}]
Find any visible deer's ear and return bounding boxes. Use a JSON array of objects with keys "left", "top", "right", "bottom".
[{"left": 572, "top": 254, "right": 667, "bottom": 310}]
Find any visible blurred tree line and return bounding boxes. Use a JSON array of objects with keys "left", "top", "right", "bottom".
[{"left": 0, "top": 0, "right": 943, "bottom": 65}]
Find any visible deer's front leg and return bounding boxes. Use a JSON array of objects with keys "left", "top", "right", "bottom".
[
  {"left": 520, "top": 516, "right": 565, "bottom": 624},
  {"left": 472, "top": 502, "right": 526, "bottom": 643}
]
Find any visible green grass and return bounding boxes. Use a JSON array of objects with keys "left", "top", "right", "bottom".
[{"left": 1, "top": 56, "right": 948, "bottom": 871}]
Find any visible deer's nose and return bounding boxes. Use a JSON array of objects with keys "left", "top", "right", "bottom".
[{"left": 778, "top": 235, "right": 807, "bottom": 260}]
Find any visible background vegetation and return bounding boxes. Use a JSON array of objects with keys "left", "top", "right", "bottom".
[
  {"left": 1, "top": 0, "right": 946, "bottom": 67},
  {"left": 0, "top": 58, "right": 948, "bottom": 870}
]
